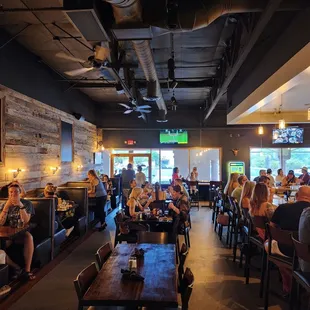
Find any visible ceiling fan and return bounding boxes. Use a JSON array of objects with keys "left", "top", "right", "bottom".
[
  {"left": 118, "top": 103, "right": 152, "bottom": 115},
  {"left": 55, "top": 45, "right": 110, "bottom": 77}
]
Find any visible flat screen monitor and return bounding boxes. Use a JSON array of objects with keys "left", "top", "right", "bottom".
[
  {"left": 272, "top": 127, "right": 304, "bottom": 144},
  {"left": 160, "top": 129, "right": 188, "bottom": 144}
]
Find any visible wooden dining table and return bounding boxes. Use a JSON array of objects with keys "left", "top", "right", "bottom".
[
  {"left": 83, "top": 243, "right": 178, "bottom": 308},
  {"left": 0, "top": 225, "right": 30, "bottom": 249}
]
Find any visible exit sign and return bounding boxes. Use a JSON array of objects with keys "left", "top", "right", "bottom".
[{"left": 124, "top": 139, "right": 136, "bottom": 145}]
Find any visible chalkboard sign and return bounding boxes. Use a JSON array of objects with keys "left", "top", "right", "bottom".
[{"left": 61, "top": 121, "right": 73, "bottom": 162}]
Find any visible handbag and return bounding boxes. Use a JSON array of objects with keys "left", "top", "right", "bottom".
[{"left": 217, "top": 214, "right": 229, "bottom": 226}]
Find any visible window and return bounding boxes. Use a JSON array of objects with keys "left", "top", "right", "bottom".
[
  {"left": 61, "top": 121, "right": 73, "bottom": 162},
  {"left": 250, "top": 147, "right": 310, "bottom": 181},
  {"left": 189, "top": 148, "right": 220, "bottom": 181}
]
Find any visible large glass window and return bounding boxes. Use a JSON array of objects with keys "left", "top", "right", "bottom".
[
  {"left": 189, "top": 148, "right": 220, "bottom": 181},
  {"left": 250, "top": 147, "right": 310, "bottom": 181},
  {"left": 250, "top": 148, "right": 281, "bottom": 181},
  {"left": 110, "top": 148, "right": 221, "bottom": 184}
]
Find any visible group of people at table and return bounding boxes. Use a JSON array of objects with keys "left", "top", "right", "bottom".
[
  {"left": 0, "top": 169, "right": 114, "bottom": 292},
  {"left": 224, "top": 167, "right": 310, "bottom": 297},
  {"left": 116, "top": 163, "right": 192, "bottom": 237}
]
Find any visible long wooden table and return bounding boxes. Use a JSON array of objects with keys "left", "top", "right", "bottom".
[{"left": 83, "top": 243, "right": 178, "bottom": 308}]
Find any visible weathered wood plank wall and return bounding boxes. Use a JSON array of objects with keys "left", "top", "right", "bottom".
[{"left": 0, "top": 85, "right": 103, "bottom": 190}]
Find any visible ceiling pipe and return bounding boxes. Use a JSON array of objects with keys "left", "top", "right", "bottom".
[{"left": 105, "top": 0, "right": 167, "bottom": 113}]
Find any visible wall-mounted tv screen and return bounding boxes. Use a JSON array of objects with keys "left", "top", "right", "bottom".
[
  {"left": 160, "top": 129, "right": 188, "bottom": 144},
  {"left": 272, "top": 127, "right": 304, "bottom": 144}
]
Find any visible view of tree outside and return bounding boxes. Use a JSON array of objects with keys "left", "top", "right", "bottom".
[{"left": 250, "top": 148, "right": 310, "bottom": 181}]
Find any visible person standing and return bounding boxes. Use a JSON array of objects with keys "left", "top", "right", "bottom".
[
  {"left": 172, "top": 167, "right": 181, "bottom": 186},
  {"left": 135, "top": 166, "right": 146, "bottom": 187},
  {"left": 88, "top": 170, "right": 107, "bottom": 231},
  {"left": 121, "top": 163, "right": 136, "bottom": 207}
]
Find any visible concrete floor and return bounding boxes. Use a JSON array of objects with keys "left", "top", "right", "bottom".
[{"left": 9, "top": 208, "right": 287, "bottom": 310}]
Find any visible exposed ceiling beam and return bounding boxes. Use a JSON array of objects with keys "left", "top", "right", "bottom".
[
  {"left": 72, "top": 79, "right": 214, "bottom": 89},
  {"left": 203, "top": 0, "right": 283, "bottom": 123}
]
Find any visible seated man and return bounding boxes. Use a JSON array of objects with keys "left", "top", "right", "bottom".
[
  {"left": 253, "top": 169, "right": 267, "bottom": 183},
  {"left": 0, "top": 184, "right": 35, "bottom": 280},
  {"left": 270, "top": 186, "right": 310, "bottom": 296}
]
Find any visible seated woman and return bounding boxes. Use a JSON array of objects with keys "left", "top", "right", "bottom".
[
  {"left": 0, "top": 184, "right": 35, "bottom": 280},
  {"left": 224, "top": 173, "right": 240, "bottom": 197},
  {"left": 239, "top": 181, "right": 255, "bottom": 210},
  {"left": 126, "top": 187, "right": 144, "bottom": 217},
  {"left": 249, "top": 183, "right": 276, "bottom": 240},
  {"left": 88, "top": 170, "right": 107, "bottom": 231},
  {"left": 168, "top": 185, "right": 190, "bottom": 234}
]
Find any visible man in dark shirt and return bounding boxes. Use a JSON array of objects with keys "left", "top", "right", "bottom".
[
  {"left": 253, "top": 169, "right": 267, "bottom": 183},
  {"left": 121, "top": 163, "right": 136, "bottom": 207},
  {"left": 271, "top": 186, "right": 310, "bottom": 232},
  {"left": 270, "top": 186, "right": 310, "bottom": 295}
]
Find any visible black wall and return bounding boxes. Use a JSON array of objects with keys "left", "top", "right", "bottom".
[
  {"left": 103, "top": 125, "right": 310, "bottom": 182},
  {"left": 0, "top": 29, "right": 97, "bottom": 123}
]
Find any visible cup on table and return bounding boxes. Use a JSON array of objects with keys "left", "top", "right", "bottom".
[{"left": 128, "top": 256, "right": 137, "bottom": 270}]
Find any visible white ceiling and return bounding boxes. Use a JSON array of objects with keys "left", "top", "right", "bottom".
[{"left": 261, "top": 68, "right": 310, "bottom": 112}]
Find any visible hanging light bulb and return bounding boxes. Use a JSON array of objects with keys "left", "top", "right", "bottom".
[
  {"left": 101, "top": 146, "right": 105, "bottom": 151},
  {"left": 308, "top": 108, "right": 310, "bottom": 121},
  {"left": 279, "top": 119, "right": 286, "bottom": 129},
  {"left": 199, "top": 151, "right": 203, "bottom": 156},
  {"left": 258, "top": 125, "right": 264, "bottom": 135}
]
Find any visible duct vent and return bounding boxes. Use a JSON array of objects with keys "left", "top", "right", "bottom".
[{"left": 112, "top": 24, "right": 153, "bottom": 40}]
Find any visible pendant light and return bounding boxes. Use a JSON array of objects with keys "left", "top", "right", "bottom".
[
  {"left": 279, "top": 119, "right": 286, "bottom": 129},
  {"left": 258, "top": 108, "right": 264, "bottom": 135}
]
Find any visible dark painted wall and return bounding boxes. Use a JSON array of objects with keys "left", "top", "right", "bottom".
[
  {"left": 103, "top": 125, "right": 310, "bottom": 182},
  {"left": 0, "top": 29, "right": 97, "bottom": 123},
  {"left": 228, "top": 8, "right": 310, "bottom": 110}
]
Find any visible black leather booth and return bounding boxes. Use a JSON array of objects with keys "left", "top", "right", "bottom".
[
  {"left": 0, "top": 198, "right": 55, "bottom": 268},
  {"left": 56, "top": 187, "right": 88, "bottom": 235}
]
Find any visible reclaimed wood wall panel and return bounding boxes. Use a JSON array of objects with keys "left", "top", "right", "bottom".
[{"left": 0, "top": 85, "right": 103, "bottom": 190}]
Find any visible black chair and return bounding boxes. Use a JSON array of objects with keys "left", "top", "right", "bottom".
[
  {"left": 238, "top": 207, "right": 250, "bottom": 268},
  {"left": 179, "top": 268, "right": 194, "bottom": 310},
  {"left": 216, "top": 195, "right": 233, "bottom": 246},
  {"left": 264, "top": 224, "right": 295, "bottom": 309},
  {"left": 245, "top": 215, "right": 268, "bottom": 298},
  {"left": 188, "top": 181, "right": 199, "bottom": 210},
  {"left": 73, "top": 262, "right": 98, "bottom": 310},
  {"left": 291, "top": 237, "right": 310, "bottom": 310},
  {"left": 137, "top": 231, "right": 169, "bottom": 244},
  {"left": 113, "top": 213, "right": 137, "bottom": 247},
  {"left": 95, "top": 242, "right": 112, "bottom": 269},
  {"left": 178, "top": 243, "right": 189, "bottom": 287},
  {"left": 212, "top": 187, "right": 223, "bottom": 228}
]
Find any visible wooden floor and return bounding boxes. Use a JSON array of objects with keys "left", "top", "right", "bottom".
[{"left": 7, "top": 207, "right": 287, "bottom": 310}]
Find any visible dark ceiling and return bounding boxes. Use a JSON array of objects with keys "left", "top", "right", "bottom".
[{"left": 0, "top": 0, "right": 308, "bottom": 126}]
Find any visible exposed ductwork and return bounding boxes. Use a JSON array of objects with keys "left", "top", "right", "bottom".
[
  {"left": 105, "top": 0, "right": 167, "bottom": 113},
  {"left": 145, "top": 0, "right": 306, "bottom": 31}
]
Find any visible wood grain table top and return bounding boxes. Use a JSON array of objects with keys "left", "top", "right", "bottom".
[
  {"left": 83, "top": 243, "right": 178, "bottom": 308},
  {"left": 0, "top": 225, "right": 29, "bottom": 239}
]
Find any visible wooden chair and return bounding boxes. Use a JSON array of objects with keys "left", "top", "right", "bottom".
[
  {"left": 291, "top": 237, "right": 310, "bottom": 310},
  {"left": 245, "top": 215, "right": 268, "bottom": 298},
  {"left": 73, "top": 262, "right": 98, "bottom": 310},
  {"left": 264, "top": 224, "right": 295, "bottom": 309},
  {"left": 95, "top": 242, "right": 112, "bottom": 269},
  {"left": 137, "top": 231, "right": 169, "bottom": 244}
]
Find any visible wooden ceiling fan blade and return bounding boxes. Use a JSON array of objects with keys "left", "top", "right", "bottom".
[
  {"left": 55, "top": 51, "right": 85, "bottom": 63},
  {"left": 64, "top": 67, "right": 93, "bottom": 76},
  {"left": 124, "top": 110, "right": 133, "bottom": 114}
]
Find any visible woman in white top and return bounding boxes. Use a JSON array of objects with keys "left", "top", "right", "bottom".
[{"left": 135, "top": 166, "right": 146, "bottom": 187}]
